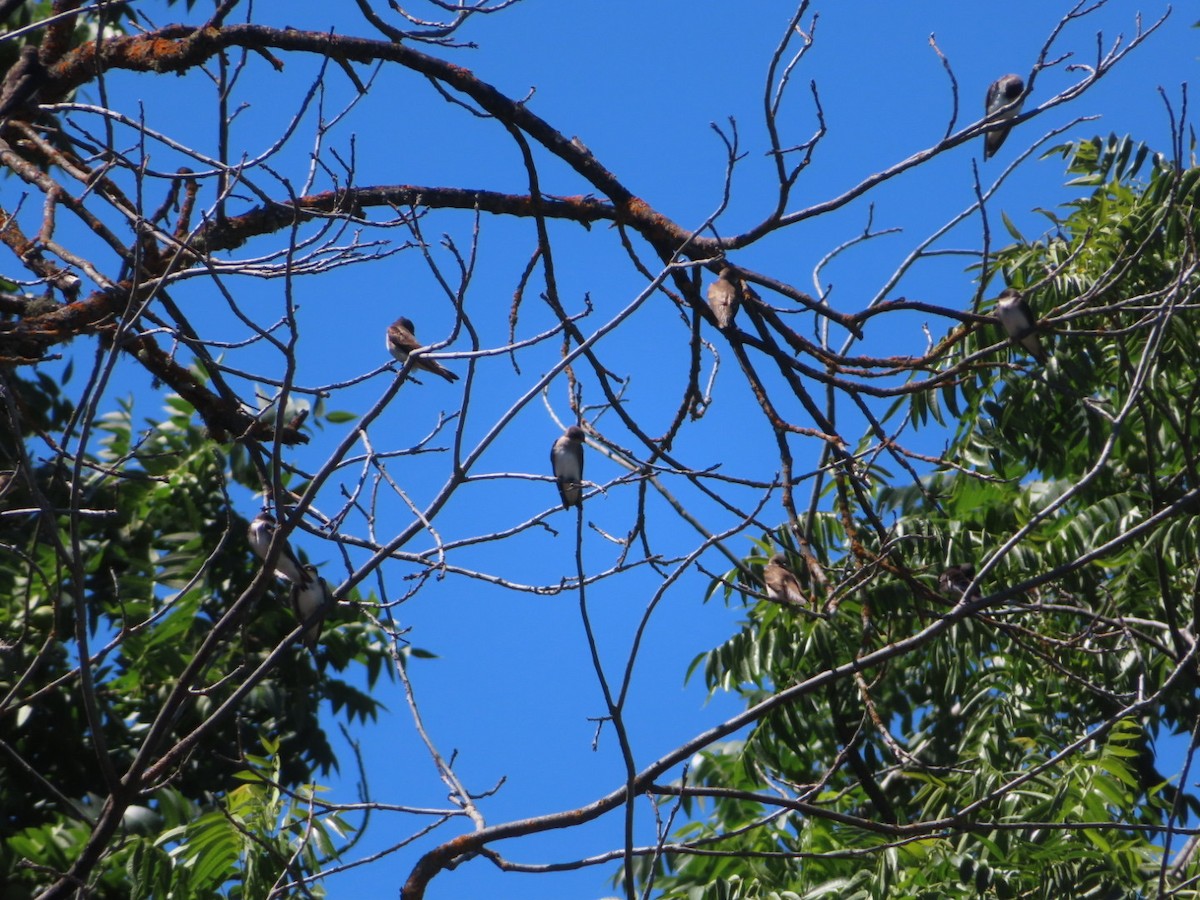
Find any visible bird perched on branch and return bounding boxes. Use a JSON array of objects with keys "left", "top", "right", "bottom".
[
  {"left": 290, "top": 564, "right": 332, "bottom": 653},
  {"left": 994, "top": 287, "right": 1048, "bottom": 364},
  {"left": 939, "top": 564, "right": 982, "bottom": 602},
  {"left": 551, "top": 425, "right": 586, "bottom": 508},
  {"left": 248, "top": 511, "right": 310, "bottom": 586},
  {"left": 707, "top": 267, "right": 741, "bottom": 329},
  {"left": 386, "top": 316, "right": 459, "bottom": 382},
  {"left": 763, "top": 554, "right": 808, "bottom": 608},
  {"left": 983, "top": 73, "right": 1024, "bottom": 160}
]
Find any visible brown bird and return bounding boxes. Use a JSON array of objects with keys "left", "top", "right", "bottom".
[
  {"left": 707, "top": 267, "right": 741, "bottom": 329},
  {"left": 550, "top": 425, "right": 586, "bottom": 508},
  {"left": 939, "top": 564, "right": 982, "bottom": 602},
  {"left": 983, "top": 73, "right": 1025, "bottom": 160},
  {"left": 763, "top": 554, "right": 807, "bottom": 608},
  {"left": 386, "top": 316, "right": 459, "bottom": 382}
]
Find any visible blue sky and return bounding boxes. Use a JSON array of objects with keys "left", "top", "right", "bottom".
[{"left": 44, "top": 1, "right": 1198, "bottom": 897}]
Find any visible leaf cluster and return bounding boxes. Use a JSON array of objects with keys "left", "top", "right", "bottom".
[
  {"left": 657, "top": 136, "right": 1200, "bottom": 897},
  {"left": 0, "top": 376, "right": 392, "bottom": 895}
]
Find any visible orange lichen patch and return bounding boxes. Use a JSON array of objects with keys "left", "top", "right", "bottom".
[
  {"left": 624, "top": 196, "right": 652, "bottom": 216},
  {"left": 297, "top": 190, "right": 350, "bottom": 212},
  {"left": 127, "top": 38, "right": 193, "bottom": 71},
  {"left": 439, "top": 61, "right": 474, "bottom": 81},
  {"left": 51, "top": 26, "right": 206, "bottom": 84},
  {"left": 621, "top": 195, "right": 674, "bottom": 232},
  {"left": 121, "top": 28, "right": 223, "bottom": 73}
]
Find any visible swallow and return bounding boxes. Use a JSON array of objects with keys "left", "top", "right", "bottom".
[
  {"left": 763, "top": 554, "right": 807, "bottom": 608},
  {"left": 983, "top": 74, "right": 1025, "bottom": 160},
  {"left": 707, "top": 267, "right": 741, "bottom": 329},
  {"left": 248, "top": 511, "right": 310, "bottom": 586},
  {"left": 550, "top": 425, "right": 586, "bottom": 508},
  {"left": 939, "top": 564, "right": 982, "bottom": 602},
  {"left": 386, "top": 316, "right": 459, "bottom": 382},
  {"left": 995, "top": 287, "right": 1049, "bottom": 363},
  {"left": 290, "top": 564, "right": 332, "bottom": 653}
]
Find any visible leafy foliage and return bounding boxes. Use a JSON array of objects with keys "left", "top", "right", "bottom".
[
  {"left": 657, "top": 139, "right": 1200, "bottom": 897},
  {"left": 0, "top": 378, "right": 391, "bottom": 895},
  {"left": 0, "top": 2, "right": 1188, "bottom": 897}
]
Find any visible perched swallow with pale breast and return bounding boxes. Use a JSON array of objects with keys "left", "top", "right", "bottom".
[
  {"left": 550, "top": 425, "right": 586, "bottom": 508},
  {"left": 995, "top": 287, "right": 1048, "bottom": 363},
  {"left": 248, "top": 511, "right": 310, "bottom": 586},
  {"left": 290, "top": 564, "right": 332, "bottom": 653},
  {"left": 707, "top": 267, "right": 741, "bottom": 329},
  {"left": 763, "top": 554, "right": 807, "bottom": 608},
  {"left": 983, "top": 74, "right": 1025, "bottom": 160},
  {"left": 939, "top": 564, "right": 982, "bottom": 602},
  {"left": 386, "top": 316, "right": 459, "bottom": 382}
]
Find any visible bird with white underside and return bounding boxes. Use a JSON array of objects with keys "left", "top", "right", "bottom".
[
  {"left": 551, "top": 425, "right": 586, "bottom": 509},
  {"left": 248, "top": 511, "right": 311, "bottom": 586},
  {"left": 386, "top": 316, "right": 459, "bottom": 382},
  {"left": 994, "top": 287, "right": 1048, "bottom": 364},
  {"left": 983, "top": 73, "right": 1024, "bottom": 160},
  {"left": 290, "top": 564, "right": 332, "bottom": 653}
]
